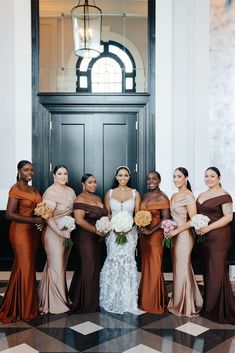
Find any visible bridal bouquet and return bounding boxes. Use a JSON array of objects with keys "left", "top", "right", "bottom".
[
  {"left": 161, "top": 219, "right": 178, "bottom": 248},
  {"left": 111, "top": 211, "right": 133, "bottom": 245},
  {"left": 95, "top": 216, "right": 112, "bottom": 236},
  {"left": 190, "top": 214, "right": 210, "bottom": 243},
  {"left": 134, "top": 210, "right": 152, "bottom": 227},
  {"left": 57, "top": 215, "right": 76, "bottom": 247},
  {"left": 34, "top": 202, "right": 53, "bottom": 220}
]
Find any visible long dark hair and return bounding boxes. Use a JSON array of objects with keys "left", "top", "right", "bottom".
[
  {"left": 81, "top": 173, "right": 93, "bottom": 183},
  {"left": 53, "top": 164, "right": 68, "bottom": 175},
  {"left": 205, "top": 166, "right": 222, "bottom": 186},
  {"left": 16, "top": 160, "right": 32, "bottom": 181},
  {"left": 112, "top": 166, "right": 132, "bottom": 188},
  {"left": 175, "top": 167, "right": 192, "bottom": 191}
]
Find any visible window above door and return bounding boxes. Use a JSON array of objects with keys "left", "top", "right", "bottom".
[
  {"left": 76, "top": 41, "right": 136, "bottom": 93},
  {"left": 39, "top": 0, "right": 148, "bottom": 93}
]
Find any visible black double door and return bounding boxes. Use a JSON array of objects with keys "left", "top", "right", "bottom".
[{"left": 51, "top": 113, "right": 138, "bottom": 196}]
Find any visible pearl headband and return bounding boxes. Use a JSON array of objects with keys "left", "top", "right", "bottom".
[{"left": 115, "top": 165, "right": 131, "bottom": 175}]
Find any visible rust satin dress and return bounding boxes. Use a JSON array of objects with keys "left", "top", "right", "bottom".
[
  {"left": 0, "top": 183, "right": 41, "bottom": 323},
  {"left": 139, "top": 195, "right": 169, "bottom": 313}
]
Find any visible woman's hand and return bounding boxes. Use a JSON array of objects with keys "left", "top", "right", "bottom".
[
  {"left": 138, "top": 227, "right": 151, "bottom": 236},
  {"left": 60, "top": 229, "right": 71, "bottom": 239},
  {"left": 95, "top": 230, "right": 104, "bottom": 237},
  {"left": 167, "top": 228, "right": 179, "bottom": 238},
  {"left": 35, "top": 222, "right": 44, "bottom": 231},
  {"left": 196, "top": 226, "right": 209, "bottom": 235}
]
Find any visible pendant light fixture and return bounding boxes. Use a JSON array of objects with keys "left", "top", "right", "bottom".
[{"left": 71, "top": 0, "right": 102, "bottom": 58}]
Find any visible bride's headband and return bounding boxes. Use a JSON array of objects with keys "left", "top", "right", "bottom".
[{"left": 115, "top": 165, "right": 131, "bottom": 175}]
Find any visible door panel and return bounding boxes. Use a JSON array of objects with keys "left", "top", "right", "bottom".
[{"left": 51, "top": 113, "right": 137, "bottom": 196}]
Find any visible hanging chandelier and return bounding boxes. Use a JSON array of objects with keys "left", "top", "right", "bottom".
[{"left": 71, "top": 0, "right": 102, "bottom": 58}]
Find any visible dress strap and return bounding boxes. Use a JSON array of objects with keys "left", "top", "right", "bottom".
[
  {"left": 109, "top": 189, "right": 113, "bottom": 198},
  {"left": 132, "top": 189, "right": 136, "bottom": 199}
]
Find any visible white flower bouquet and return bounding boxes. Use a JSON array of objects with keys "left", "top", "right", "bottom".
[
  {"left": 111, "top": 211, "right": 133, "bottom": 245},
  {"left": 190, "top": 214, "right": 210, "bottom": 230},
  {"left": 161, "top": 219, "right": 178, "bottom": 248},
  {"left": 95, "top": 216, "right": 111, "bottom": 235},
  {"left": 57, "top": 215, "right": 76, "bottom": 247},
  {"left": 190, "top": 214, "right": 210, "bottom": 243}
]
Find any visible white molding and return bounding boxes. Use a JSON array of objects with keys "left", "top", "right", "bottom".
[{"left": 155, "top": 0, "right": 173, "bottom": 196}]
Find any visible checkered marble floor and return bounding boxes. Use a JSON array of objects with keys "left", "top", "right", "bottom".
[{"left": 0, "top": 273, "right": 234, "bottom": 353}]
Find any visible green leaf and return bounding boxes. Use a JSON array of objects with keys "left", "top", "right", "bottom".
[
  {"left": 115, "top": 234, "right": 128, "bottom": 245},
  {"left": 197, "top": 235, "right": 206, "bottom": 244},
  {"left": 63, "top": 238, "right": 73, "bottom": 248},
  {"left": 162, "top": 238, "right": 173, "bottom": 248}
]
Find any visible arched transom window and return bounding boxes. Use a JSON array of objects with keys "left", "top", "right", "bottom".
[{"left": 76, "top": 41, "right": 136, "bottom": 93}]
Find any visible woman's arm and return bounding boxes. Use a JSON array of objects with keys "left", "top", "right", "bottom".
[
  {"left": 134, "top": 191, "right": 141, "bottom": 214},
  {"left": 43, "top": 198, "right": 70, "bottom": 238},
  {"left": 141, "top": 207, "right": 170, "bottom": 235},
  {"left": 74, "top": 208, "right": 102, "bottom": 235},
  {"left": 6, "top": 197, "right": 43, "bottom": 224},
  {"left": 197, "top": 202, "right": 233, "bottom": 235},
  {"left": 104, "top": 191, "right": 111, "bottom": 218}
]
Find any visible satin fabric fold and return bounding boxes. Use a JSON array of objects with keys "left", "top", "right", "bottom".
[
  {"left": 139, "top": 197, "right": 169, "bottom": 313},
  {"left": 0, "top": 183, "right": 41, "bottom": 323},
  {"left": 69, "top": 203, "right": 107, "bottom": 313},
  {"left": 168, "top": 193, "right": 203, "bottom": 317},
  {"left": 197, "top": 195, "right": 235, "bottom": 324},
  {"left": 38, "top": 185, "right": 76, "bottom": 314}
]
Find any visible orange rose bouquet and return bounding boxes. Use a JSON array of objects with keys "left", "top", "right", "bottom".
[
  {"left": 134, "top": 210, "right": 152, "bottom": 228},
  {"left": 34, "top": 202, "right": 53, "bottom": 220}
]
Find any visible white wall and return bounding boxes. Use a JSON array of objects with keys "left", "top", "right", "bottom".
[
  {"left": 2, "top": 0, "right": 228, "bottom": 210},
  {"left": 209, "top": 0, "right": 235, "bottom": 201},
  {"left": 156, "top": 0, "right": 210, "bottom": 198},
  {"left": 0, "top": 0, "right": 32, "bottom": 209}
]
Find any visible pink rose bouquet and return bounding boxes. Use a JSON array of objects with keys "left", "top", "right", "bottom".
[{"left": 161, "top": 219, "right": 177, "bottom": 248}]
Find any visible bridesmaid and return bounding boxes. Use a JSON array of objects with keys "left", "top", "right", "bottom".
[
  {"left": 167, "top": 167, "right": 203, "bottom": 317},
  {"left": 138, "top": 171, "right": 170, "bottom": 313},
  {"left": 38, "top": 165, "right": 76, "bottom": 314},
  {"left": 69, "top": 174, "right": 107, "bottom": 313},
  {"left": 0, "top": 160, "right": 44, "bottom": 323},
  {"left": 196, "top": 166, "right": 235, "bottom": 323}
]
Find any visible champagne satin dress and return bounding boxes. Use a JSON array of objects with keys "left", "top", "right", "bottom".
[
  {"left": 139, "top": 194, "right": 169, "bottom": 313},
  {"left": 38, "top": 185, "right": 76, "bottom": 314},
  {"left": 0, "top": 183, "right": 41, "bottom": 323},
  {"left": 168, "top": 193, "right": 203, "bottom": 317}
]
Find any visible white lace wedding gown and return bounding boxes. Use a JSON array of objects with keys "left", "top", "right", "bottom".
[{"left": 99, "top": 189, "right": 138, "bottom": 314}]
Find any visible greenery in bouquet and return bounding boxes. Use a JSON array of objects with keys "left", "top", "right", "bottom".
[{"left": 111, "top": 211, "right": 133, "bottom": 245}]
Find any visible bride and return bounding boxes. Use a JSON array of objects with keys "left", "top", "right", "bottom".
[{"left": 99, "top": 166, "right": 141, "bottom": 314}]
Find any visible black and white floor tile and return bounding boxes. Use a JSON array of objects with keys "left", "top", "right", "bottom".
[{"left": 0, "top": 273, "right": 234, "bottom": 353}]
